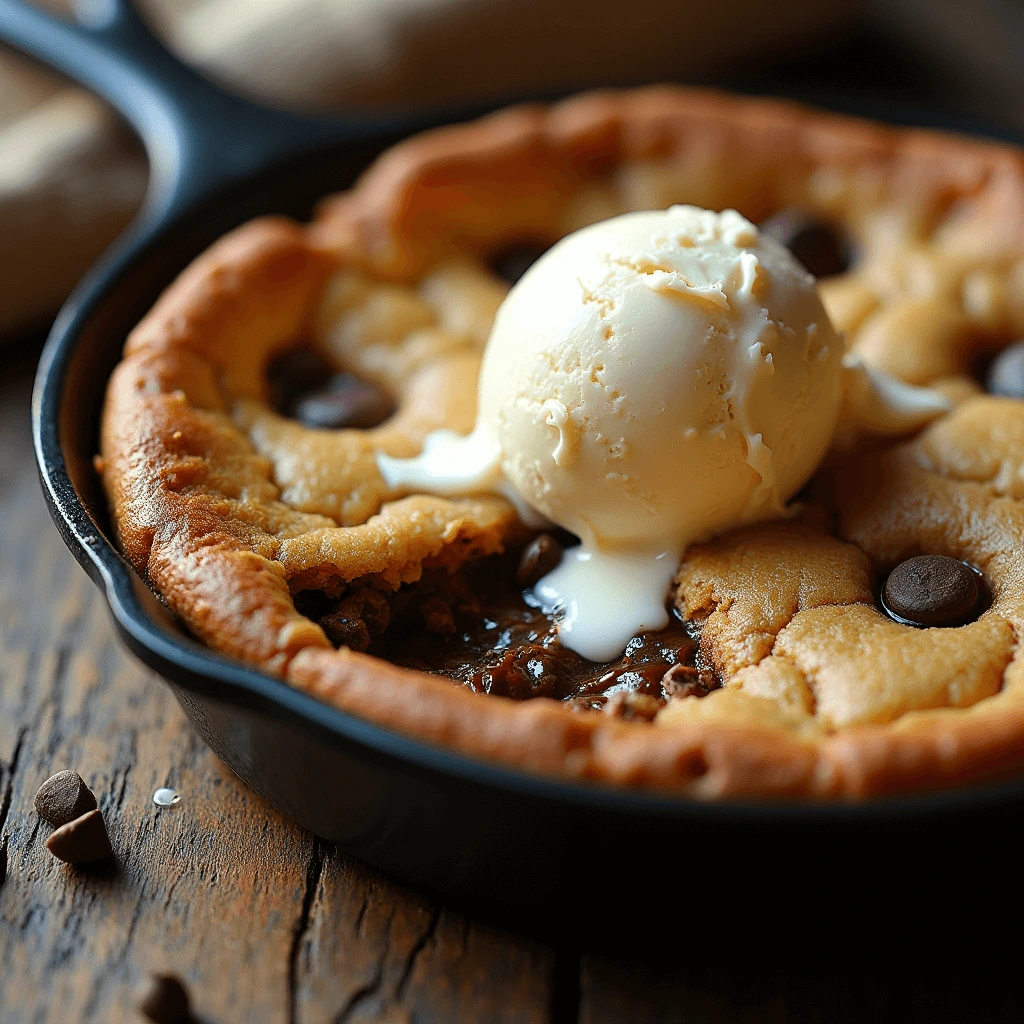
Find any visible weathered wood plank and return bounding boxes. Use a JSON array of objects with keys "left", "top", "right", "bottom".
[
  {"left": 0, "top": 350, "right": 556, "bottom": 1023},
  {"left": 293, "top": 851, "right": 554, "bottom": 1023}
]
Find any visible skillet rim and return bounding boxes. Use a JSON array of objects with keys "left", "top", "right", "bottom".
[{"left": 32, "top": 97, "right": 1024, "bottom": 825}]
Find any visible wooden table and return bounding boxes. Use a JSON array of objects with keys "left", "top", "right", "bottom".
[{"left": 2, "top": 339, "right": 1022, "bottom": 1023}]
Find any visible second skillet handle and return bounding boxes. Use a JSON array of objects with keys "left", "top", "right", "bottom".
[{"left": 0, "top": 0, "right": 360, "bottom": 223}]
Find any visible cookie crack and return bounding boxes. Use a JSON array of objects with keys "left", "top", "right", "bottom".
[
  {"left": 916, "top": 455, "right": 1024, "bottom": 500},
  {"left": 999, "top": 615, "right": 1018, "bottom": 696},
  {"left": 795, "top": 656, "right": 820, "bottom": 718}
]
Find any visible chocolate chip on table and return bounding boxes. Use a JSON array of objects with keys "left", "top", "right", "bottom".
[
  {"left": 34, "top": 770, "right": 97, "bottom": 828},
  {"left": 882, "top": 555, "right": 982, "bottom": 628},
  {"left": 985, "top": 341, "right": 1024, "bottom": 399},
  {"left": 139, "top": 973, "right": 192, "bottom": 1024},
  {"left": 760, "top": 208, "right": 849, "bottom": 278},
  {"left": 491, "top": 241, "right": 551, "bottom": 285},
  {"left": 292, "top": 373, "right": 395, "bottom": 430},
  {"left": 45, "top": 808, "right": 112, "bottom": 864},
  {"left": 516, "top": 533, "right": 564, "bottom": 587}
]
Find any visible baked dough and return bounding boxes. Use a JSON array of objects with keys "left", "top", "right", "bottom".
[{"left": 100, "top": 87, "right": 1024, "bottom": 798}]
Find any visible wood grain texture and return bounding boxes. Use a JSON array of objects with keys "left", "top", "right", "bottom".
[
  {"left": 293, "top": 853, "right": 553, "bottom": 1023},
  {"left": 2, "top": 340, "right": 1022, "bottom": 1024}
]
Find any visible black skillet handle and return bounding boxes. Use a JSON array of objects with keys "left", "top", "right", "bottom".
[{"left": 0, "top": 0, "right": 361, "bottom": 224}]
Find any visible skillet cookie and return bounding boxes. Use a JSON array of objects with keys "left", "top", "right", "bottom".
[{"left": 99, "top": 87, "right": 1024, "bottom": 800}]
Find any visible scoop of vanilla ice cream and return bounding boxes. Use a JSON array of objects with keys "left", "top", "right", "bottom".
[
  {"left": 478, "top": 206, "right": 843, "bottom": 551},
  {"left": 379, "top": 205, "right": 945, "bottom": 660}
]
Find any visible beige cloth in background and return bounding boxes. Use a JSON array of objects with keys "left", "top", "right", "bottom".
[
  {"left": 0, "top": 47, "right": 146, "bottom": 335},
  {"left": 0, "top": 0, "right": 851, "bottom": 336}
]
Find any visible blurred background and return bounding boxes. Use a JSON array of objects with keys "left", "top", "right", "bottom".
[{"left": 3, "top": 0, "right": 1023, "bottom": 339}]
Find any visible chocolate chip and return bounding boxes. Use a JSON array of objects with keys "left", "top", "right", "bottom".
[
  {"left": 320, "top": 611, "right": 371, "bottom": 651},
  {"left": 985, "top": 341, "right": 1024, "bottom": 399},
  {"left": 266, "top": 346, "right": 335, "bottom": 412},
  {"left": 760, "top": 209, "right": 849, "bottom": 278},
  {"left": 267, "top": 346, "right": 395, "bottom": 429},
  {"left": 45, "top": 808, "right": 112, "bottom": 864},
  {"left": 882, "top": 555, "right": 982, "bottom": 627},
  {"left": 491, "top": 241, "right": 551, "bottom": 285},
  {"left": 602, "top": 691, "right": 662, "bottom": 721},
  {"left": 139, "top": 974, "right": 192, "bottom": 1024},
  {"left": 355, "top": 588, "right": 392, "bottom": 637},
  {"left": 662, "top": 663, "right": 718, "bottom": 699},
  {"left": 293, "top": 374, "right": 395, "bottom": 430},
  {"left": 34, "top": 770, "right": 97, "bottom": 828},
  {"left": 516, "top": 533, "right": 564, "bottom": 586}
]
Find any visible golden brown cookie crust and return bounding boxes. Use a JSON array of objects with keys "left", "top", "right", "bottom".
[{"left": 101, "top": 87, "right": 1024, "bottom": 799}]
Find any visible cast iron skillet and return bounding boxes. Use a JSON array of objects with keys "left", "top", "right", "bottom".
[{"left": 6, "top": 0, "right": 1024, "bottom": 942}]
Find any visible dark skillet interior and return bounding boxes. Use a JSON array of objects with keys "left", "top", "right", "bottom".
[{"left": 37, "top": 120, "right": 1024, "bottom": 946}]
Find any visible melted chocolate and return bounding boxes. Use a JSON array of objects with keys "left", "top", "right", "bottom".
[{"left": 301, "top": 550, "right": 718, "bottom": 713}]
